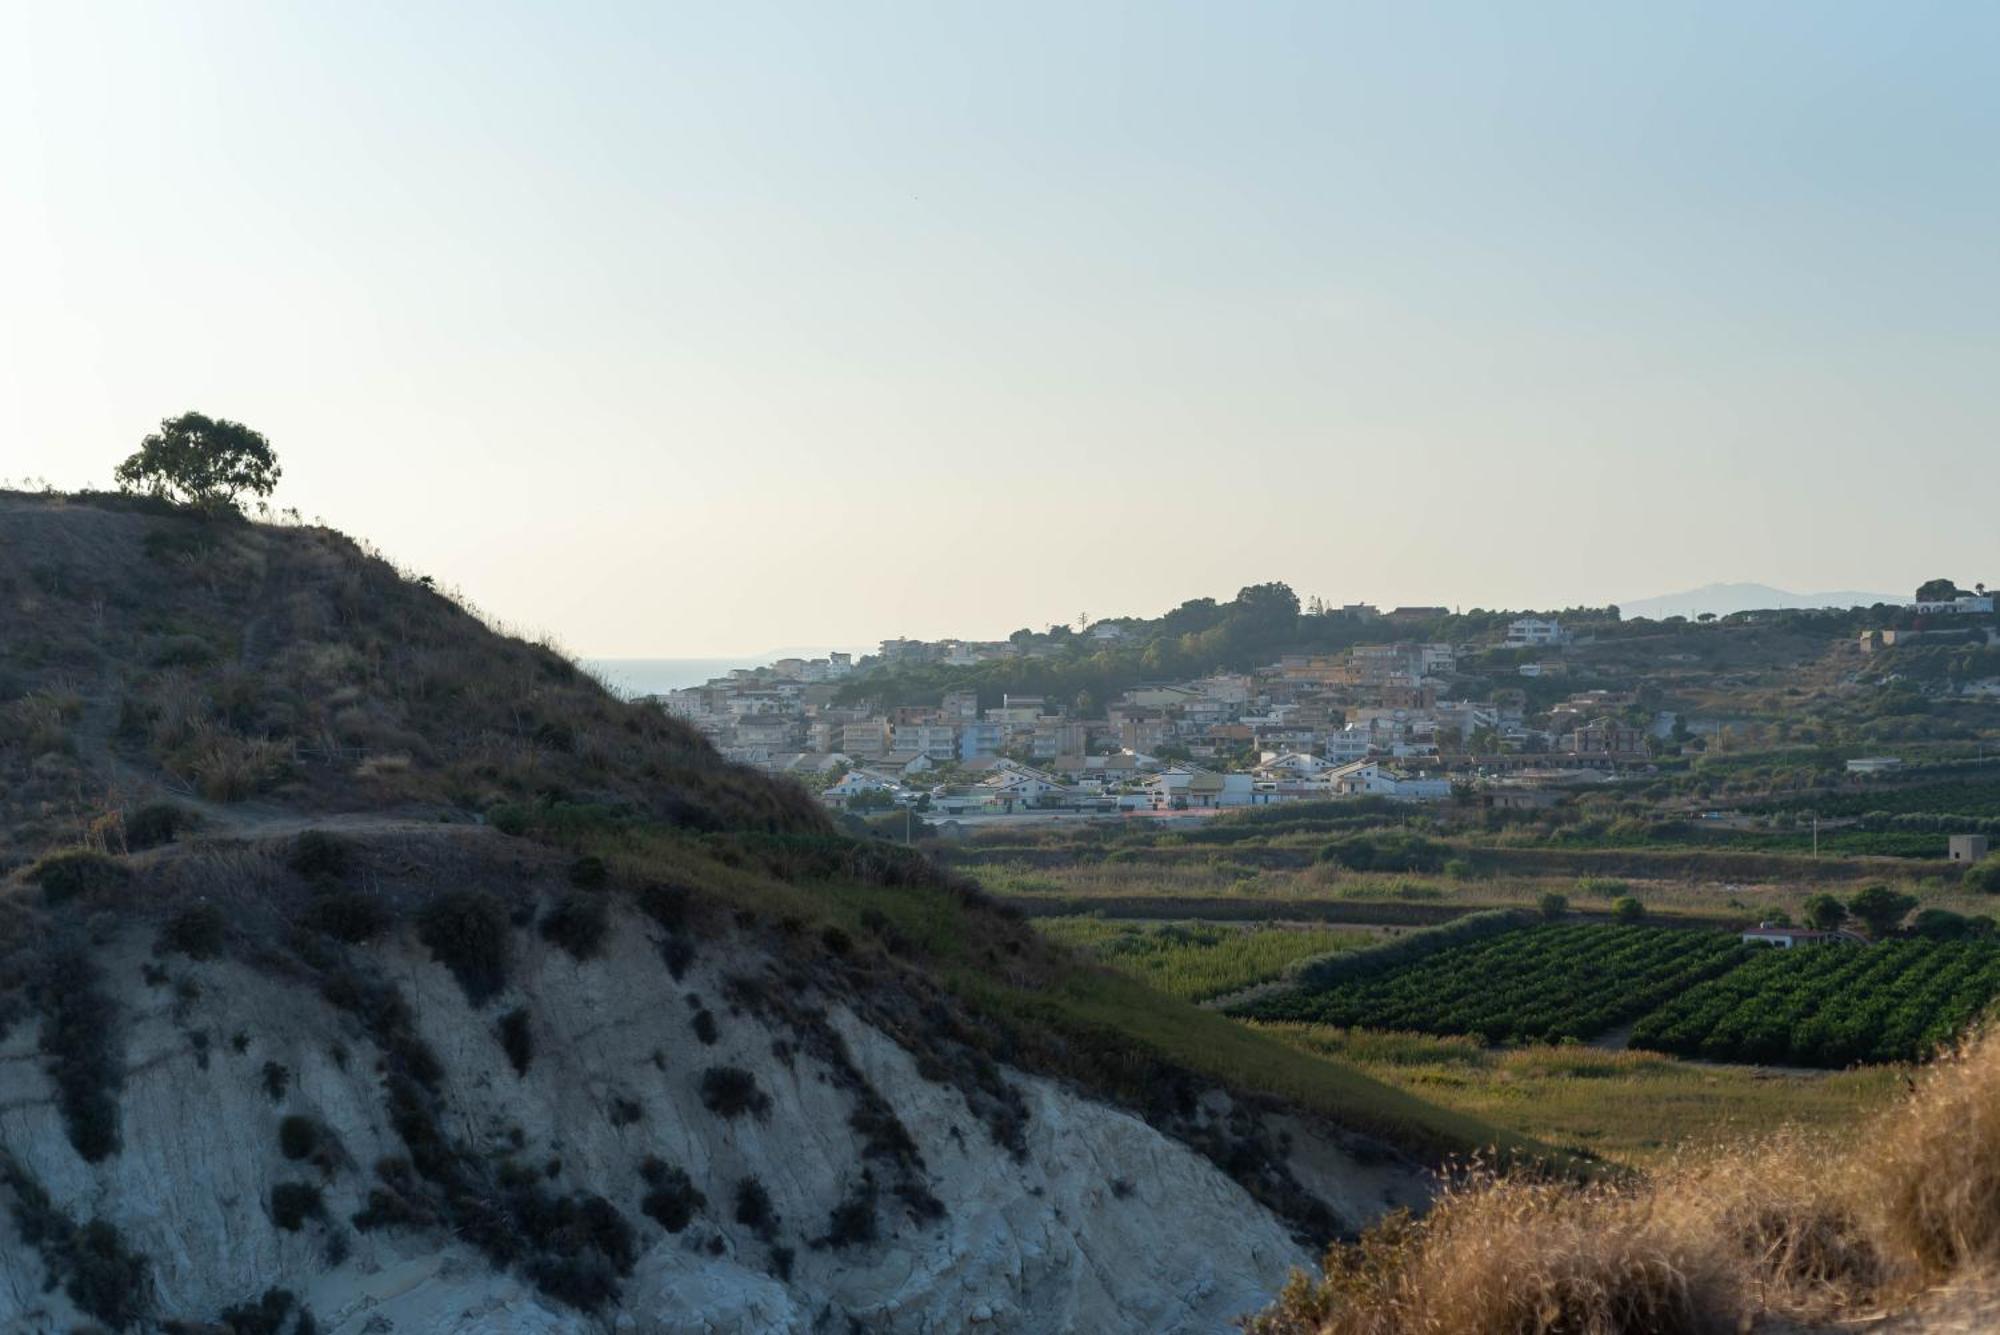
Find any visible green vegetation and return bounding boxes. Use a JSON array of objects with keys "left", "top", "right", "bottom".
[
  {"left": 113, "top": 411, "right": 281, "bottom": 511},
  {"left": 1245, "top": 925, "right": 1750, "bottom": 1043},
  {"left": 1032, "top": 917, "right": 1369, "bottom": 1002},
  {"left": 1631, "top": 938, "right": 2000, "bottom": 1067},
  {"left": 1262, "top": 1026, "right": 1898, "bottom": 1167}
]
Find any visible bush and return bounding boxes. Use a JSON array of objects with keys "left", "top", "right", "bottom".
[
  {"left": 733, "top": 1177, "right": 779, "bottom": 1242},
  {"left": 67, "top": 1218, "right": 151, "bottom": 1331},
  {"left": 691, "top": 1009, "right": 719, "bottom": 1045},
  {"left": 539, "top": 893, "right": 609, "bottom": 961},
  {"left": 1964, "top": 854, "right": 2000, "bottom": 894},
  {"left": 218, "top": 1287, "right": 312, "bottom": 1335},
  {"left": 37, "top": 950, "right": 122, "bottom": 1162},
  {"left": 1538, "top": 892, "right": 1569, "bottom": 921},
  {"left": 125, "top": 802, "right": 196, "bottom": 850},
  {"left": 270, "top": 1182, "right": 325, "bottom": 1231},
  {"left": 639, "top": 1157, "right": 706, "bottom": 1232},
  {"left": 699, "top": 1066, "right": 771, "bottom": 1120},
  {"left": 568, "top": 855, "right": 609, "bottom": 889},
  {"left": 417, "top": 889, "right": 511, "bottom": 1004},
  {"left": 1612, "top": 896, "right": 1645, "bottom": 923},
  {"left": 161, "top": 901, "right": 226, "bottom": 959},
  {"left": 497, "top": 1006, "right": 534, "bottom": 1076},
  {"left": 819, "top": 1177, "right": 878, "bottom": 1249},
  {"left": 262, "top": 1062, "right": 292, "bottom": 1101},
  {"left": 289, "top": 830, "right": 352, "bottom": 880},
  {"left": 29, "top": 849, "right": 129, "bottom": 905},
  {"left": 1911, "top": 908, "right": 1992, "bottom": 940},
  {"left": 278, "top": 1115, "right": 321, "bottom": 1162},
  {"left": 1576, "top": 877, "right": 1630, "bottom": 899},
  {"left": 302, "top": 886, "right": 390, "bottom": 943},
  {"left": 1848, "top": 885, "right": 1918, "bottom": 938},
  {"left": 1803, "top": 893, "right": 1849, "bottom": 932}
]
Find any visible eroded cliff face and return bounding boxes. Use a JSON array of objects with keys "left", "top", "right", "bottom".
[{"left": 0, "top": 898, "right": 1414, "bottom": 1333}]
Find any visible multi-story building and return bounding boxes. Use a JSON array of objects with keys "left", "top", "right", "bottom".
[
  {"left": 840, "top": 720, "right": 891, "bottom": 758},
  {"left": 894, "top": 723, "right": 959, "bottom": 763},
  {"left": 1506, "top": 618, "right": 1568, "bottom": 648}
]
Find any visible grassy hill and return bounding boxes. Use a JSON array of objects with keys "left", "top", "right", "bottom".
[
  {"left": 0, "top": 492, "right": 1532, "bottom": 1313},
  {"left": 0, "top": 490, "right": 824, "bottom": 869}
]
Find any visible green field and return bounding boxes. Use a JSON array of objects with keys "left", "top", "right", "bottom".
[
  {"left": 1631, "top": 937, "right": 2000, "bottom": 1067},
  {"left": 1241, "top": 924, "right": 1751, "bottom": 1043},
  {"left": 1769, "top": 777, "right": 2000, "bottom": 821},
  {"left": 1260, "top": 1026, "right": 1900, "bottom": 1167},
  {"left": 1033, "top": 916, "right": 1369, "bottom": 1001}
]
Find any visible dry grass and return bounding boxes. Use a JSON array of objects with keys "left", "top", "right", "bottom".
[{"left": 1254, "top": 1024, "right": 2000, "bottom": 1333}]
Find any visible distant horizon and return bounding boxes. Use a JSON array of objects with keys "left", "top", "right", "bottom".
[{"left": 577, "top": 578, "right": 1932, "bottom": 661}]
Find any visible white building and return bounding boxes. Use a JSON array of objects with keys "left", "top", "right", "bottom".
[
  {"left": 1912, "top": 595, "right": 1995, "bottom": 615},
  {"left": 1505, "top": 618, "right": 1569, "bottom": 648}
]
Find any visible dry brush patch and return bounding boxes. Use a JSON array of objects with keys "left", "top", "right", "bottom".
[{"left": 1252, "top": 1025, "right": 2000, "bottom": 1333}]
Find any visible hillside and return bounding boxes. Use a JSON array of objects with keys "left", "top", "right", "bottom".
[
  {"left": 0, "top": 494, "right": 1497, "bottom": 1333},
  {"left": 0, "top": 490, "right": 823, "bottom": 868}
]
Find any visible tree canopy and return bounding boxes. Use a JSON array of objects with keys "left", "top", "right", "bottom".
[
  {"left": 1915, "top": 578, "right": 1963, "bottom": 603},
  {"left": 114, "top": 412, "right": 281, "bottom": 511}
]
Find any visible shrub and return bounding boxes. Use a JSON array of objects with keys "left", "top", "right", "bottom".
[
  {"left": 1910, "top": 908, "right": 1991, "bottom": 940},
  {"left": 699, "top": 1066, "right": 771, "bottom": 1120},
  {"left": 37, "top": 949, "right": 122, "bottom": 1162},
  {"left": 818, "top": 1177, "right": 878, "bottom": 1249},
  {"left": 1963, "top": 854, "right": 2000, "bottom": 895},
  {"left": 289, "top": 830, "right": 352, "bottom": 880},
  {"left": 262, "top": 1062, "right": 292, "bottom": 1101},
  {"left": 1848, "top": 885, "right": 1917, "bottom": 938},
  {"left": 568, "top": 855, "right": 609, "bottom": 889},
  {"left": 1803, "top": 894, "right": 1849, "bottom": 931},
  {"left": 1576, "top": 877, "right": 1630, "bottom": 899},
  {"left": 302, "top": 887, "right": 390, "bottom": 943},
  {"left": 29, "top": 849, "right": 129, "bottom": 905},
  {"left": 691, "top": 1009, "right": 719, "bottom": 1045},
  {"left": 660, "top": 935, "right": 696, "bottom": 980},
  {"left": 639, "top": 1157, "right": 706, "bottom": 1232},
  {"left": 161, "top": 901, "right": 226, "bottom": 959},
  {"left": 539, "top": 893, "right": 609, "bottom": 961},
  {"left": 733, "top": 1177, "right": 779, "bottom": 1242},
  {"left": 1538, "top": 892, "right": 1569, "bottom": 921},
  {"left": 417, "top": 889, "right": 511, "bottom": 1004},
  {"left": 66, "top": 1218, "right": 152, "bottom": 1331},
  {"left": 270, "top": 1182, "right": 325, "bottom": 1231},
  {"left": 125, "top": 802, "right": 196, "bottom": 850},
  {"left": 497, "top": 1006, "right": 534, "bottom": 1076},
  {"left": 1612, "top": 896, "right": 1646, "bottom": 924},
  {"left": 218, "top": 1287, "right": 312, "bottom": 1335},
  {"left": 278, "top": 1115, "right": 321, "bottom": 1162}
]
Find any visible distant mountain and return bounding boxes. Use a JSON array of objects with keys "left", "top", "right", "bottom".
[{"left": 1619, "top": 582, "right": 1901, "bottom": 621}]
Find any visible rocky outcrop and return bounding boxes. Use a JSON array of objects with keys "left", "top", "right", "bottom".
[{"left": 0, "top": 900, "right": 1409, "bottom": 1333}]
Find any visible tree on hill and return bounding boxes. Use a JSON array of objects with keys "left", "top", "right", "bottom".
[
  {"left": 1915, "top": 578, "right": 1963, "bottom": 602},
  {"left": 1847, "top": 885, "right": 1917, "bottom": 938},
  {"left": 114, "top": 412, "right": 280, "bottom": 511}
]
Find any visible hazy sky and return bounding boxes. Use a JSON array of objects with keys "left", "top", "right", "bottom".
[{"left": 4, "top": 4, "right": 1994, "bottom": 655}]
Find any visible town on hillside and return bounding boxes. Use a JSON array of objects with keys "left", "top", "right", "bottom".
[{"left": 644, "top": 582, "right": 1999, "bottom": 827}]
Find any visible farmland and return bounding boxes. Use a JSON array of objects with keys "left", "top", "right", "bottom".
[
  {"left": 1630, "top": 937, "right": 2000, "bottom": 1067},
  {"left": 1765, "top": 776, "right": 2000, "bottom": 821},
  {"left": 1260, "top": 1026, "right": 1900, "bottom": 1167},
  {"left": 1239, "top": 924, "right": 1752, "bottom": 1043},
  {"left": 1033, "top": 916, "right": 1369, "bottom": 1002}
]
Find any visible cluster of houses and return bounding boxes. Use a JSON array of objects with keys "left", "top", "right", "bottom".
[{"left": 647, "top": 618, "right": 1656, "bottom": 819}]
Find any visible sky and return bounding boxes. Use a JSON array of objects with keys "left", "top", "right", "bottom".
[{"left": 3, "top": 3, "right": 1995, "bottom": 656}]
